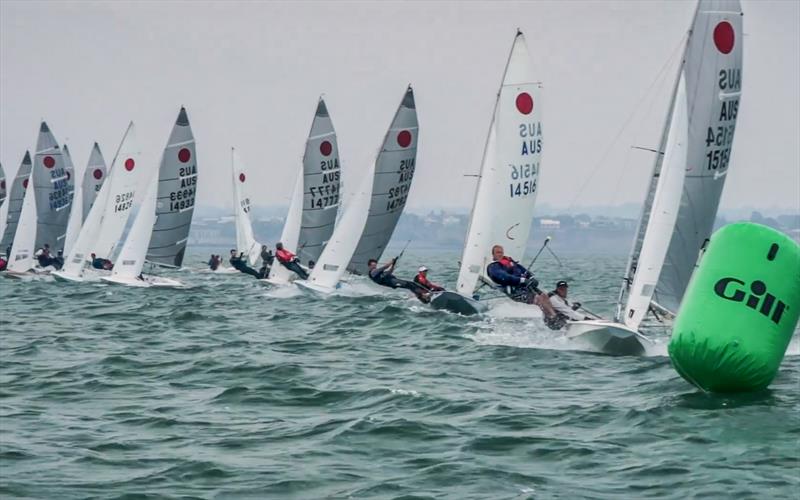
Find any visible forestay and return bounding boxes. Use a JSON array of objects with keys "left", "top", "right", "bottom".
[
  {"left": 0, "top": 152, "right": 33, "bottom": 255},
  {"left": 347, "top": 86, "right": 419, "bottom": 274},
  {"left": 59, "top": 123, "right": 144, "bottom": 278},
  {"left": 33, "top": 122, "right": 71, "bottom": 252},
  {"left": 82, "top": 143, "right": 108, "bottom": 222},
  {"left": 456, "top": 31, "right": 543, "bottom": 297},
  {"left": 654, "top": 0, "right": 744, "bottom": 313},
  {"left": 146, "top": 107, "right": 197, "bottom": 268},
  {"left": 231, "top": 148, "right": 261, "bottom": 266}
]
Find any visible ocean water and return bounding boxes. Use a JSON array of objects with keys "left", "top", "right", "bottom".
[{"left": 1, "top": 250, "right": 798, "bottom": 499}]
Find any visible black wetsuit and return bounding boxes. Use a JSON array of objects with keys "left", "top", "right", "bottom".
[
  {"left": 230, "top": 253, "right": 261, "bottom": 278},
  {"left": 92, "top": 257, "right": 106, "bottom": 270},
  {"left": 259, "top": 250, "right": 274, "bottom": 277},
  {"left": 369, "top": 264, "right": 429, "bottom": 303},
  {"left": 208, "top": 256, "right": 220, "bottom": 271}
]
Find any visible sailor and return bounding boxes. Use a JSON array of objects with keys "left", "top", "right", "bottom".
[
  {"left": 368, "top": 258, "right": 431, "bottom": 303},
  {"left": 229, "top": 249, "right": 261, "bottom": 279},
  {"left": 91, "top": 253, "right": 105, "bottom": 270},
  {"left": 546, "top": 280, "right": 591, "bottom": 329},
  {"left": 413, "top": 266, "right": 444, "bottom": 292},
  {"left": 52, "top": 249, "right": 64, "bottom": 270},
  {"left": 0, "top": 255, "right": 7, "bottom": 271},
  {"left": 35, "top": 244, "right": 52, "bottom": 267},
  {"left": 486, "top": 244, "right": 558, "bottom": 320},
  {"left": 259, "top": 244, "right": 274, "bottom": 277},
  {"left": 208, "top": 254, "right": 220, "bottom": 271},
  {"left": 307, "top": 260, "right": 316, "bottom": 270},
  {"left": 275, "top": 242, "right": 309, "bottom": 280}
]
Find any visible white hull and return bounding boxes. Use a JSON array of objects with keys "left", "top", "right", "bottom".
[
  {"left": 294, "top": 280, "right": 337, "bottom": 296},
  {"left": 101, "top": 275, "right": 185, "bottom": 288},
  {"left": 565, "top": 320, "right": 653, "bottom": 356}
]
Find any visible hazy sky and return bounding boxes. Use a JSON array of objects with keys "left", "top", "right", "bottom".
[{"left": 1, "top": 1, "right": 798, "bottom": 213}]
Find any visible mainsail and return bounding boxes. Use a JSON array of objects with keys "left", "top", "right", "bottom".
[
  {"left": 81, "top": 143, "right": 108, "bottom": 222},
  {"left": 146, "top": 107, "right": 197, "bottom": 268},
  {"left": 269, "top": 97, "right": 342, "bottom": 283},
  {"left": 0, "top": 152, "right": 33, "bottom": 255},
  {"left": 33, "top": 122, "right": 71, "bottom": 252},
  {"left": 616, "top": 0, "right": 743, "bottom": 322},
  {"left": 59, "top": 122, "right": 144, "bottom": 278},
  {"left": 456, "top": 31, "right": 543, "bottom": 297},
  {"left": 231, "top": 148, "right": 261, "bottom": 266},
  {"left": 347, "top": 86, "right": 419, "bottom": 274}
]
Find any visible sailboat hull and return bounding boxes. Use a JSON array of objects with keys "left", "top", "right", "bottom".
[
  {"left": 429, "top": 291, "right": 487, "bottom": 316},
  {"left": 294, "top": 280, "right": 337, "bottom": 296},
  {"left": 101, "top": 275, "right": 185, "bottom": 288},
  {"left": 565, "top": 320, "right": 653, "bottom": 356}
]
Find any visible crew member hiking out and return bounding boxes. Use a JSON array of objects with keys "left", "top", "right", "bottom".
[
  {"left": 547, "top": 280, "right": 592, "bottom": 330},
  {"left": 259, "top": 244, "right": 274, "bottom": 278},
  {"left": 90, "top": 253, "right": 113, "bottom": 270},
  {"left": 275, "top": 242, "right": 308, "bottom": 280},
  {"left": 35, "top": 244, "right": 53, "bottom": 268},
  {"left": 229, "top": 249, "right": 262, "bottom": 279},
  {"left": 208, "top": 254, "right": 221, "bottom": 271},
  {"left": 413, "top": 266, "right": 444, "bottom": 292},
  {"left": 368, "top": 257, "right": 431, "bottom": 303},
  {"left": 486, "top": 244, "right": 559, "bottom": 324}
]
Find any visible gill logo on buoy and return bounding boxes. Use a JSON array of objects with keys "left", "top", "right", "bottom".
[
  {"left": 713, "top": 277, "right": 788, "bottom": 325},
  {"left": 505, "top": 223, "right": 519, "bottom": 240}
]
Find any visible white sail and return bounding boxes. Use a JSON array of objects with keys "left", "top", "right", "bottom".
[
  {"left": 622, "top": 74, "right": 689, "bottom": 330},
  {"left": 231, "top": 148, "right": 261, "bottom": 266},
  {"left": 456, "top": 31, "right": 543, "bottom": 297},
  {"left": 347, "top": 86, "right": 419, "bottom": 274},
  {"left": 6, "top": 168, "right": 37, "bottom": 273},
  {"left": 654, "top": 0, "right": 744, "bottom": 313},
  {"left": 81, "top": 143, "right": 108, "bottom": 222},
  {"left": 268, "top": 172, "right": 303, "bottom": 284},
  {"left": 0, "top": 152, "right": 33, "bottom": 255},
  {"left": 301, "top": 164, "right": 373, "bottom": 291},
  {"left": 62, "top": 145, "right": 82, "bottom": 255},
  {"left": 109, "top": 170, "right": 158, "bottom": 280},
  {"left": 58, "top": 122, "right": 143, "bottom": 279}
]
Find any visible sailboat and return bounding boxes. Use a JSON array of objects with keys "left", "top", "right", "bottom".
[
  {"left": 346, "top": 86, "right": 419, "bottom": 275},
  {"left": 0, "top": 152, "right": 33, "bottom": 257},
  {"left": 566, "top": 0, "right": 744, "bottom": 355},
  {"left": 53, "top": 122, "right": 145, "bottom": 282},
  {"left": 265, "top": 97, "right": 342, "bottom": 285},
  {"left": 146, "top": 107, "right": 197, "bottom": 268},
  {"left": 430, "top": 30, "right": 543, "bottom": 315},
  {"left": 102, "top": 169, "right": 184, "bottom": 288},
  {"left": 295, "top": 87, "right": 418, "bottom": 294},
  {"left": 33, "top": 122, "right": 71, "bottom": 255},
  {"left": 231, "top": 148, "right": 261, "bottom": 267}
]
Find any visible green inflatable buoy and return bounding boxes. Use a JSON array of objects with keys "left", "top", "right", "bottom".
[{"left": 669, "top": 222, "right": 800, "bottom": 393}]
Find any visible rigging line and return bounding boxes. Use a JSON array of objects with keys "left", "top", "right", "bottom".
[{"left": 565, "top": 34, "right": 687, "bottom": 211}]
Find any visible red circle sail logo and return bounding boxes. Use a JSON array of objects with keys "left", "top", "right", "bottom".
[
  {"left": 178, "top": 148, "right": 192, "bottom": 163},
  {"left": 516, "top": 93, "right": 534, "bottom": 114},
  {"left": 43, "top": 156, "right": 55, "bottom": 168},
  {"left": 124, "top": 158, "right": 135, "bottom": 171},
  {"left": 239, "top": 173, "right": 246, "bottom": 183},
  {"left": 320, "top": 140, "right": 333, "bottom": 156},
  {"left": 397, "top": 130, "right": 412, "bottom": 148},
  {"left": 713, "top": 21, "right": 735, "bottom": 54},
  {"left": 93, "top": 169, "right": 103, "bottom": 180}
]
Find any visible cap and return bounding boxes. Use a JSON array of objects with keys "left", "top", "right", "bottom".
[
  {"left": 556, "top": 280, "right": 568, "bottom": 288},
  {"left": 418, "top": 266, "right": 428, "bottom": 272}
]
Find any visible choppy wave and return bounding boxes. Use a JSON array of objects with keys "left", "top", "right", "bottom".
[{"left": 1, "top": 251, "right": 798, "bottom": 499}]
